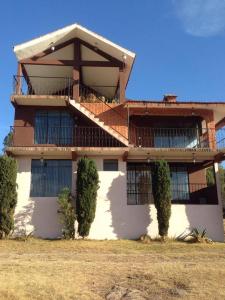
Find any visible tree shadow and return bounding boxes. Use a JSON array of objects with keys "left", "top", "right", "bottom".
[
  {"left": 183, "top": 165, "right": 224, "bottom": 242},
  {"left": 107, "top": 174, "right": 152, "bottom": 239},
  {"left": 14, "top": 198, "right": 62, "bottom": 239}
]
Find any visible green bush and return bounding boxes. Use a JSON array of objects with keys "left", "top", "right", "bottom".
[
  {"left": 76, "top": 157, "right": 99, "bottom": 238},
  {"left": 57, "top": 188, "right": 76, "bottom": 239},
  {"left": 0, "top": 156, "right": 17, "bottom": 238},
  {"left": 2, "top": 131, "right": 13, "bottom": 153},
  {"left": 151, "top": 160, "right": 172, "bottom": 239}
]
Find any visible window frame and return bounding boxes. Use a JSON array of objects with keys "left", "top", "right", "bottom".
[
  {"left": 30, "top": 159, "right": 72, "bottom": 197},
  {"left": 103, "top": 159, "right": 119, "bottom": 171},
  {"left": 34, "top": 110, "right": 74, "bottom": 145}
]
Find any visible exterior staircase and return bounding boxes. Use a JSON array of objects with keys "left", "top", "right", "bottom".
[{"left": 68, "top": 99, "right": 129, "bottom": 146}]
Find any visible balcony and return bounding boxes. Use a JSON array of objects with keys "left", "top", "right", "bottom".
[
  {"left": 12, "top": 76, "right": 120, "bottom": 103},
  {"left": 9, "top": 126, "right": 124, "bottom": 148},
  {"left": 129, "top": 127, "right": 224, "bottom": 150}
]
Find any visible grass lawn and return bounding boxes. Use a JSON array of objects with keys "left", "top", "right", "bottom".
[{"left": 0, "top": 239, "right": 225, "bottom": 299}]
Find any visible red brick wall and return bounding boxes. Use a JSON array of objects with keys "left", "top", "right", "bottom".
[{"left": 81, "top": 103, "right": 128, "bottom": 138}]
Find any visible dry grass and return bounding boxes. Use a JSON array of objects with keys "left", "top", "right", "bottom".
[{"left": 0, "top": 239, "right": 225, "bottom": 299}]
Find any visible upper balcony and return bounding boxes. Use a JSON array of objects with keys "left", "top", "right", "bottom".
[
  {"left": 12, "top": 75, "right": 120, "bottom": 104},
  {"left": 12, "top": 26, "right": 136, "bottom": 106}
]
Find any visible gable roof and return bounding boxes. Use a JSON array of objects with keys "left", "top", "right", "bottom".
[{"left": 13, "top": 23, "right": 136, "bottom": 88}]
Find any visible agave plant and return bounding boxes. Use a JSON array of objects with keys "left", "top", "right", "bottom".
[{"left": 186, "top": 228, "right": 213, "bottom": 244}]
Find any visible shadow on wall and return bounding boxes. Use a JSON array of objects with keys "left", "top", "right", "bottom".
[
  {"left": 183, "top": 166, "right": 224, "bottom": 242},
  {"left": 107, "top": 174, "right": 152, "bottom": 239},
  {"left": 14, "top": 198, "right": 62, "bottom": 239}
]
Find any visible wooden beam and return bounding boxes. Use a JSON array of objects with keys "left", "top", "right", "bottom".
[
  {"left": 20, "top": 37, "right": 124, "bottom": 68},
  {"left": 71, "top": 151, "right": 78, "bottom": 161},
  {"left": 216, "top": 117, "right": 225, "bottom": 130},
  {"left": 23, "top": 38, "right": 76, "bottom": 61},
  {"left": 20, "top": 59, "right": 74, "bottom": 66},
  {"left": 20, "top": 59, "right": 120, "bottom": 68},
  {"left": 16, "top": 63, "right": 22, "bottom": 94},
  {"left": 79, "top": 39, "right": 123, "bottom": 68},
  {"left": 119, "top": 68, "right": 125, "bottom": 103},
  {"left": 214, "top": 152, "right": 225, "bottom": 163},
  {"left": 73, "top": 39, "right": 80, "bottom": 100},
  {"left": 81, "top": 61, "right": 120, "bottom": 67},
  {"left": 122, "top": 151, "right": 129, "bottom": 162}
]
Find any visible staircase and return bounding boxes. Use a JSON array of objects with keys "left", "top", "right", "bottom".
[{"left": 68, "top": 99, "right": 129, "bottom": 146}]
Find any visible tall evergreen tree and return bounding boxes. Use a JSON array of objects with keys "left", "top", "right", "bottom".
[
  {"left": 76, "top": 157, "right": 99, "bottom": 238},
  {"left": 151, "top": 160, "right": 172, "bottom": 239},
  {"left": 0, "top": 156, "right": 17, "bottom": 238}
]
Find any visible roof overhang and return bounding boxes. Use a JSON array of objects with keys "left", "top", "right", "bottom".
[
  {"left": 14, "top": 24, "right": 136, "bottom": 97},
  {"left": 126, "top": 100, "right": 225, "bottom": 126}
]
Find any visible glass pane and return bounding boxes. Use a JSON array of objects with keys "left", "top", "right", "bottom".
[
  {"left": 30, "top": 160, "right": 72, "bottom": 197},
  {"left": 103, "top": 159, "right": 118, "bottom": 171},
  {"left": 171, "top": 166, "right": 190, "bottom": 200},
  {"left": 35, "top": 111, "right": 48, "bottom": 144}
]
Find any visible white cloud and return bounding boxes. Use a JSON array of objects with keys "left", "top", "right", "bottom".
[{"left": 172, "top": 0, "right": 225, "bottom": 37}]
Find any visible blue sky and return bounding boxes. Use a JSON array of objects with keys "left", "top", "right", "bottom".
[{"left": 1, "top": 0, "right": 225, "bottom": 148}]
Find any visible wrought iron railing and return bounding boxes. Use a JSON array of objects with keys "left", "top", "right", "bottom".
[
  {"left": 130, "top": 127, "right": 213, "bottom": 149},
  {"left": 127, "top": 183, "right": 217, "bottom": 205},
  {"left": 9, "top": 126, "right": 123, "bottom": 147},
  {"left": 13, "top": 75, "right": 73, "bottom": 96}
]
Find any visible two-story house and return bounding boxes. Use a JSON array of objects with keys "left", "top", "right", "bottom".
[{"left": 7, "top": 24, "right": 225, "bottom": 241}]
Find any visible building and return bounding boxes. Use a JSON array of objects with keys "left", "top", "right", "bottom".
[{"left": 7, "top": 24, "right": 225, "bottom": 241}]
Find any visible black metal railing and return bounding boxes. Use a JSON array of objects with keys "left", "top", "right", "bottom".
[
  {"left": 13, "top": 75, "right": 73, "bottom": 96},
  {"left": 131, "top": 127, "right": 212, "bottom": 149},
  {"left": 8, "top": 125, "right": 225, "bottom": 150},
  {"left": 9, "top": 126, "right": 123, "bottom": 147},
  {"left": 127, "top": 183, "right": 217, "bottom": 205},
  {"left": 79, "top": 83, "right": 119, "bottom": 103}
]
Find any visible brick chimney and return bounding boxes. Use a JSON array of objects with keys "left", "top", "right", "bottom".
[{"left": 163, "top": 94, "right": 177, "bottom": 103}]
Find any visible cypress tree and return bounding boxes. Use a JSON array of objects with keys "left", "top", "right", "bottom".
[
  {"left": 0, "top": 156, "right": 17, "bottom": 238},
  {"left": 76, "top": 157, "right": 99, "bottom": 238},
  {"left": 151, "top": 160, "right": 171, "bottom": 239}
]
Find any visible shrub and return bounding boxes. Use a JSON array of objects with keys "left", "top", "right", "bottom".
[
  {"left": 151, "top": 160, "right": 172, "bottom": 239},
  {"left": 57, "top": 188, "right": 76, "bottom": 239},
  {"left": 0, "top": 156, "right": 17, "bottom": 238},
  {"left": 76, "top": 157, "right": 99, "bottom": 238},
  {"left": 2, "top": 131, "right": 13, "bottom": 153},
  {"left": 183, "top": 228, "right": 213, "bottom": 244}
]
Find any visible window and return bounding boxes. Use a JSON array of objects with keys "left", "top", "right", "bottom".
[
  {"left": 127, "top": 163, "right": 152, "bottom": 205},
  {"left": 35, "top": 111, "right": 74, "bottom": 145},
  {"left": 170, "top": 166, "right": 190, "bottom": 201},
  {"left": 154, "top": 128, "right": 199, "bottom": 148},
  {"left": 30, "top": 160, "right": 72, "bottom": 197},
  {"left": 103, "top": 159, "right": 118, "bottom": 171}
]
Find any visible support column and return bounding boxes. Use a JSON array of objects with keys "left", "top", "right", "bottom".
[
  {"left": 16, "top": 63, "right": 22, "bottom": 94},
  {"left": 206, "top": 112, "right": 216, "bottom": 150},
  {"left": 119, "top": 68, "right": 125, "bottom": 103},
  {"left": 73, "top": 39, "right": 80, "bottom": 101}
]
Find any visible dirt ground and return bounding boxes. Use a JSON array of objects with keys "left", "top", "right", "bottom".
[{"left": 0, "top": 238, "right": 225, "bottom": 300}]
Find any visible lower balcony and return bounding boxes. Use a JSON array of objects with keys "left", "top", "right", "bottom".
[
  {"left": 130, "top": 127, "right": 223, "bottom": 150},
  {"left": 9, "top": 126, "right": 124, "bottom": 148}
]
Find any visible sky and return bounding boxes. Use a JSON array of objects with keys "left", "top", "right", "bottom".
[{"left": 1, "top": 0, "right": 225, "bottom": 148}]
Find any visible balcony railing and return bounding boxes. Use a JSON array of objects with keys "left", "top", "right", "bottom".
[
  {"left": 130, "top": 127, "right": 217, "bottom": 149},
  {"left": 79, "top": 83, "right": 119, "bottom": 103},
  {"left": 9, "top": 126, "right": 123, "bottom": 148},
  {"left": 13, "top": 75, "right": 73, "bottom": 97},
  {"left": 12, "top": 76, "right": 119, "bottom": 103},
  {"left": 127, "top": 183, "right": 217, "bottom": 205}
]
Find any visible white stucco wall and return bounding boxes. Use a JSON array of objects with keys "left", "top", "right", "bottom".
[{"left": 15, "top": 157, "right": 224, "bottom": 241}]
